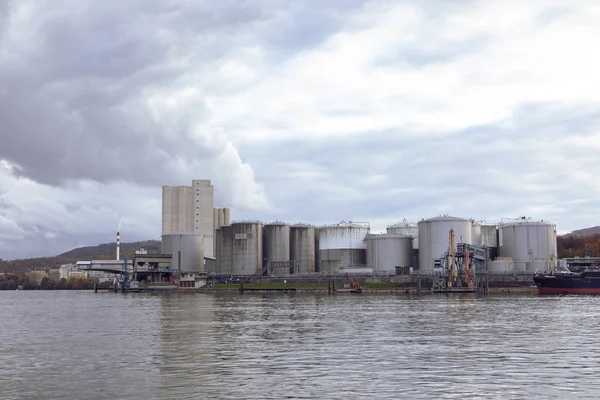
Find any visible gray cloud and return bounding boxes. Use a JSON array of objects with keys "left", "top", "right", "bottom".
[{"left": 1, "top": 0, "right": 600, "bottom": 259}]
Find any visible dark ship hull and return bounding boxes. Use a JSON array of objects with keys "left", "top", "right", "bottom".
[{"left": 533, "top": 271, "right": 600, "bottom": 295}]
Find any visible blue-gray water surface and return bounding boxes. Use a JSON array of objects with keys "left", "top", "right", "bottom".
[{"left": 1, "top": 291, "right": 599, "bottom": 399}]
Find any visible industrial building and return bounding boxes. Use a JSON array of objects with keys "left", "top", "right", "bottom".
[
  {"left": 157, "top": 179, "right": 560, "bottom": 291},
  {"left": 161, "top": 179, "right": 230, "bottom": 259}
]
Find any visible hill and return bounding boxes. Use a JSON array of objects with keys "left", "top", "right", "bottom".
[
  {"left": 567, "top": 226, "right": 600, "bottom": 237},
  {"left": 0, "top": 240, "right": 161, "bottom": 274}
]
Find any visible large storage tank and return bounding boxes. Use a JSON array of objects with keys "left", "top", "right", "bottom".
[
  {"left": 291, "top": 224, "right": 316, "bottom": 274},
  {"left": 499, "top": 218, "right": 557, "bottom": 272},
  {"left": 161, "top": 233, "right": 204, "bottom": 273},
  {"left": 318, "top": 222, "right": 369, "bottom": 273},
  {"left": 231, "top": 221, "right": 263, "bottom": 275},
  {"left": 487, "top": 258, "right": 515, "bottom": 274},
  {"left": 387, "top": 220, "right": 419, "bottom": 249},
  {"left": 418, "top": 216, "right": 473, "bottom": 273},
  {"left": 215, "top": 225, "right": 234, "bottom": 275},
  {"left": 366, "top": 234, "right": 412, "bottom": 275},
  {"left": 263, "top": 222, "right": 290, "bottom": 262}
]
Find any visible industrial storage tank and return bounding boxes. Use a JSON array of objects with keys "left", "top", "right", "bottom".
[
  {"left": 223, "top": 208, "right": 231, "bottom": 225},
  {"left": 318, "top": 222, "right": 369, "bottom": 273},
  {"left": 526, "top": 260, "right": 551, "bottom": 274},
  {"left": 263, "top": 222, "right": 290, "bottom": 262},
  {"left": 161, "top": 233, "right": 204, "bottom": 273},
  {"left": 481, "top": 225, "right": 498, "bottom": 247},
  {"left": 215, "top": 225, "right": 234, "bottom": 275},
  {"left": 471, "top": 223, "right": 482, "bottom": 246},
  {"left": 487, "top": 258, "right": 514, "bottom": 274},
  {"left": 499, "top": 218, "right": 557, "bottom": 272},
  {"left": 291, "top": 224, "right": 316, "bottom": 274},
  {"left": 231, "top": 221, "right": 263, "bottom": 275},
  {"left": 366, "top": 234, "right": 412, "bottom": 275},
  {"left": 418, "top": 216, "right": 473, "bottom": 273},
  {"left": 387, "top": 220, "right": 419, "bottom": 249}
]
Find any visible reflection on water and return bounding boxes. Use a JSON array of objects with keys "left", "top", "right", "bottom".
[{"left": 1, "top": 291, "right": 600, "bottom": 399}]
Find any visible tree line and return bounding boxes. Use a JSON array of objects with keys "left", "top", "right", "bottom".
[{"left": 557, "top": 234, "right": 600, "bottom": 259}]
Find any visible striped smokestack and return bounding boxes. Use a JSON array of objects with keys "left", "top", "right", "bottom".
[{"left": 117, "top": 231, "right": 120, "bottom": 261}]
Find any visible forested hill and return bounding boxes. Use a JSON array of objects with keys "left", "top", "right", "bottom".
[{"left": 0, "top": 240, "right": 161, "bottom": 273}]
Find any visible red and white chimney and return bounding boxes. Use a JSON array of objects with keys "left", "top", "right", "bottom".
[{"left": 117, "top": 231, "right": 120, "bottom": 261}]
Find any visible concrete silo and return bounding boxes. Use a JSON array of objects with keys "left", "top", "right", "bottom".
[
  {"left": 161, "top": 233, "right": 204, "bottom": 273},
  {"left": 291, "top": 224, "right": 316, "bottom": 274},
  {"left": 264, "top": 222, "right": 291, "bottom": 275},
  {"left": 318, "top": 222, "right": 369, "bottom": 273},
  {"left": 215, "top": 225, "right": 234, "bottom": 275},
  {"left": 499, "top": 218, "right": 557, "bottom": 273},
  {"left": 366, "top": 234, "right": 413, "bottom": 275},
  {"left": 263, "top": 222, "right": 290, "bottom": 262},
  {"left": 418, "top": 216, "right": 473, "bottom": 274},
  {"left": 231, "top": 221, "right": 263, "bottom": 276}
]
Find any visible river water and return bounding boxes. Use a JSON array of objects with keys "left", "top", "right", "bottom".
[{"left": 1, "top": 291, "right": 599, "bottom": 399}]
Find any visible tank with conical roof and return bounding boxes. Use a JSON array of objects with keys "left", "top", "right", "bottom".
[{"left": 418, "top": 215, "right": 473, "bottom": 274}]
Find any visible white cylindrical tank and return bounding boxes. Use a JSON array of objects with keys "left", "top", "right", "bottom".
[
  {"left": 487, "top": 258, "right": 514, "bottom": 274},
  {"left": 291, "top": 224, "right": 316, "bottom": 274},
  {"left": 223, "top": 208, "right": 231, "bottom": 225},
  {"left": 387, "top": 220, "right": 419, "bottom": 249},
  {"left": 161, "top": 233, "right": 204, "bottom": 273},
  {"left": 366, "top": 234, "right": 412, "bottom": 275},
  {"left": 231, "top": 221, "right": 263, "bottom": 275},
  {"left": 499, "top": 219, "right": 557, "bottom": 272},
  {"left": 318, "top": 222, "right": 369, "bottom": 273},
  {"left": 418, "top": 216, "right": 473, "bottom": 273},
  {"left": 263, "top": 222, "right": 290, "bottom": 262}
]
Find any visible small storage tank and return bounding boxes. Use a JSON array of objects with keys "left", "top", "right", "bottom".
[
  {"left": 387, "top": 220, "right": 419, "bottom": 249},
  {"left": 161, "top": 233, "right": 204, "bottom": 273},
  {"left": 231, "top": 221, "right": 263, "bottom": 275},
  {"left": 526, "top": 260, "right": 551, "bottom": 274},
  {"left": 366, "top": 234, "right": 412, "bottom": 275},
  {"left": 499, "top": 218, "right": 557, "bottom": 272},
  {"left": 291, "top": 224, "right": 316, "bottom": 274},
  {"left": 487, "top": 258, "right": 514, "bottom": 274},
  {"left": 263, "top": 222, "right": 290, "bottom": 262},
  {"left": 215, "top": 225, "right": 233, "bottom": 275},
  {"left": 318, "top": 222, "right": 369, "bottom": 273},
  {"left": 418, "top": 216, "right": 473, "bottom": 273}
]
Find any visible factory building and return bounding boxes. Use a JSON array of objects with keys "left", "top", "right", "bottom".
[{"left": 161, "top": 179, "right": 230, "bottom": 259}]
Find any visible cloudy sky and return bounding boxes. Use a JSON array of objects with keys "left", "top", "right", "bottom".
[{"left": 1, "top": 0, "right": 600, "bottom": 259}]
